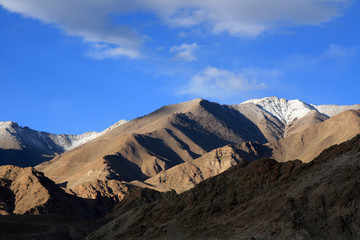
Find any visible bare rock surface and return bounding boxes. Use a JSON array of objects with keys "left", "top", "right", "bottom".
[
  {"left": 88, "top": 134, "right": 360, "bottom": 240},
  {"left": 0, "top": 165, "right": 113, "bottom": 219}
]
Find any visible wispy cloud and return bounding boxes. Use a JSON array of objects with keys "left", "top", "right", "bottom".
[
  {"left": 88, "top": 44, "right": 140, "bottom": 60},
  {"left": 0, "top": 0, "right": 350, "bottom": 59},
  {"left": 179, "top": 66, "right": 280, "bottom": 99},
  {"left": 147, "top": 0, "right": 350, "bottom": 37},
  {"left": 286, "top": 44, "right": 356, "bottom": 70},
  {"left": 170, "top": 43, "right": 199, "bottom": 61}
]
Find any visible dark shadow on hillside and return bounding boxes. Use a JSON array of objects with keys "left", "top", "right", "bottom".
[
  {"left": 0, "top": 149, "right": 53, "bottom": 167},
  {"left": 134, "top": 134, "right": 186, "bottom": 167},
  {"left": 0, "top": 179, "right": 15, "bottom": 214},
  {"left": 0, "top": 214, "right": 101, "bottom": 240},
  {"left": 199, "top": 100, "right": 268, "bottom": 143},
  {"left": 233, "top": 142, "right": 274, "bottom": 162},
  {"left": 164, "top": 128, "right": 202, "bottom": 160},
  {"left": 103, "top": 153, "right": 149, "bottom": 182}
]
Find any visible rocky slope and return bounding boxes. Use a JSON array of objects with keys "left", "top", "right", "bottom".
[
  {"left": 271, "top": 110, "right": 360, "bottom": 162},
  {"left": 0, "top": 165, "right": 114, "bottom": 218},
  {"left": 0, "top": 120, "right": 126, "bottom": 167},
  {"left": 36, "top": 99, "right": 268, "bottom": 194},
  {"left": 88, "top": 134, "right": 360, "bottom": 240},
  {"left": 132, "top": 109, "right": 360, "bottom": 194},
  {"left": 142, "top": 141, "right": 272, "bottom": 193}
]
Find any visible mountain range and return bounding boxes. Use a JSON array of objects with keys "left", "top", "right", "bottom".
[
  {"left": 1, "top": 96, "right": 360, "bottom": 239},
  {"left": 37, "top": 97, "right": 360, "bottom": 196}
]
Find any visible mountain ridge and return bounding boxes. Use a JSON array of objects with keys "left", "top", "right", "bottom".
[
  {"left": 0, "top": 119, "right": 127, "bottom": 167},
  {"left": 240, "top": 96, "right": 360, "bottom": 124}
]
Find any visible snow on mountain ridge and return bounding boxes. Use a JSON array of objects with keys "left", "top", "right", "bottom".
[
  {"left": 312, "top": 104, "right": 360, "bottom": 118},
  {"left": 0, "top": 119, "right": 127, "bottom": 153},
  {"left": 242, "top": 96, "right": 314, "bottom": 124},
  {"left": 242, "top": 96, "right": 360, "bottom": 124}
]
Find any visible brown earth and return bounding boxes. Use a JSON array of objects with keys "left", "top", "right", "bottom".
[
  {"left": 88, "top": 134, "right": 360, "bottom": 240},
  {"left": 272, "top": 110, "right": 360, "bottom": 162},
  {"left": 0, "top": 165, "right": 115, "bottom": 219},
  {"left": 284, "top": 109, "right": 328, "bottom": 137}
]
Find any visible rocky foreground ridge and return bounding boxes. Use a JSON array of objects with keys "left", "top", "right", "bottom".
[{"left": 88, "top": 134, "right": 360, "bottom": 240}]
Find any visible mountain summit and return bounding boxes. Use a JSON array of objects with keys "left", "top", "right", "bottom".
[{"left": 241, "top": 96, "right": 360, "bottom": 124}]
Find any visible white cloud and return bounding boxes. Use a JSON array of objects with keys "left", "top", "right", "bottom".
[
  {"left": 0, "top": 0, "right": 141, "bottom": 59},
  {"left": 146, "top": 0, "right": 349, "bottom": 37},
  {"left": 0, "top": 0, "right": 350, "bottom": 58},
  {"left": 170, "top": 43, "right": 199, "bottom": 61},
  {"left": 88, "top": 44, "right": 140, "bottom": 60},
  {"left": 180, "top": 66, "right": 280, "bottom": 98}
]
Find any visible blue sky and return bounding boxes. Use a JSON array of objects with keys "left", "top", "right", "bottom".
[{"left": 0, "top": 0, "right": 359, "bottom": 134}]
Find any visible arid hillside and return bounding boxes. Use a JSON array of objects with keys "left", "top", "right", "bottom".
[
  {"left": 271, "top": 110, "right": 360, "bottom": 162},
  {"left": 88, "top": 134, "right": 360, "bottom": 240},
  {"left": 37, "top": 99, "right": 267, "bottom": 194}
]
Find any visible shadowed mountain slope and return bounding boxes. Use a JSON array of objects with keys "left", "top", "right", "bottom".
[
  {"left": 131, "top": 109, "right": 359, "bottom": 194},
  {"left": 142, "top": 141, "right": 272, "bottom": 193},
  {"left": 37, "top": 99, "right": 267, "bottom": 193},
  {"left": 0, "top": 215, "right": 101, "bottom": 240},
  {"left": 88, "top": 134, "right": 360, "bottom": 240},
  {"left": 0, "top": 120, "right": 126, "bottom": 167}
]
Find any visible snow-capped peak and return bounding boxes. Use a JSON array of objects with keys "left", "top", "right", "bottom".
[
  {"left": 241, "top": 96, "right": 360, "bottom": 124},
  {"left": 242, "top": 96, "right": 314, "bottom": 124}
]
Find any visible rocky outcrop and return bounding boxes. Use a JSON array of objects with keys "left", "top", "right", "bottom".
[
  {"left": 0, "top": 165, "right": 112, "bottom": 219},
  {"left": 142, "top": 141, "right": 272, "bottom": 193}
]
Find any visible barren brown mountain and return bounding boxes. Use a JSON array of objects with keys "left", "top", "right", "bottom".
[
  {"left": 36, "top": 99, "right": 268, "bottom": 195},
  {"left": 88, "top": 134, "right": 360, "bottom": 240},
  {"left": 34, "top": 99, "right": 360, "bottom": 199},
  {"left": 133, "top": 110, "right": 359, "bottom": 194},
  {"left": 272, "top": 110, "right": 360, "bottom": 162}
]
